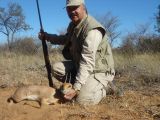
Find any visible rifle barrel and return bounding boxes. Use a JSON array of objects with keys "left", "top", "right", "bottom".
[
  {"left": 36, "top": 0, "right": 43, "bottom": 30},
  {"left": 36, "top": 0, "right": 53, "bottom": 87}
]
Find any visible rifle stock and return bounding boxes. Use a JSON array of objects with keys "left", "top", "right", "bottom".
[{"left": 36, "top": 0, "right": 53, "bottom": 87}]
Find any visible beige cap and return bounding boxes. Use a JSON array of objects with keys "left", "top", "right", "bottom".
[{"left": 66, "top": 0, "right": 85, "bottom": 7}]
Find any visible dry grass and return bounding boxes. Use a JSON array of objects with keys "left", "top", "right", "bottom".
[
  {"left": 114, "top": 53, "right": 160, "bottom": 88},
  {"left": 0, "top": 51, "right": 160, "bottom": 120},
  {"left": 0, "top": 51, "right": 63, "bottom": 86},
  {"left": 114, "top": 53, "right": 160, "bottom": 76}
]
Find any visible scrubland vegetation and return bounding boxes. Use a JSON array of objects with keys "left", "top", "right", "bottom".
[{"left": 0, "top": 37, "right": 159, "bottom": 120}]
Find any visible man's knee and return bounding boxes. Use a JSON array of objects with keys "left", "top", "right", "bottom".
[
  {"left": 76, "top": 88, "right": 106, "bottom": 105},
  {"left": 52, "top": 62, "right": 65, "bottom": 75}
]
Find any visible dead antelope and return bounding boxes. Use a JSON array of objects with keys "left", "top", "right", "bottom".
[{"left": 7, "top": 83, "right": 72, "bottom": 106}]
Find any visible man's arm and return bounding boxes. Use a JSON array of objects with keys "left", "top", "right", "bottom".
[
  {"left": 39, "top": 32, "right": 67, "bottom": 45},
  {"left": 46, "top": 34, "right": 67, "bottom": 45},
  {"left": 73, "top": 29, "right": 103, "bottom": 90}
]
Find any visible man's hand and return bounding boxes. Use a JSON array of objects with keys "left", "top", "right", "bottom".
[
  {"left": 38, "top": 31, "right": 48, "bottom": 40},
  {"left": 64, "top": 89, "right": 77, "bottom": 100}
]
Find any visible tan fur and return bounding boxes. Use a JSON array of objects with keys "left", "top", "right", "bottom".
[
  {"left": 60, "top": 83, "right": 73, "bottom": 95},
  {"left": 8, "top": 83, "right": 72, "bottom": 106}
]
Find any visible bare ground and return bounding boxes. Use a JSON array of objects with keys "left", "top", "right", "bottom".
[{"left": 0, "top": 76, "right": 160, "bottom": 120}]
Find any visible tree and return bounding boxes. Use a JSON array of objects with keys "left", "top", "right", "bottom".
[
  {"left": 97, "top": 12, "right": 121, "bottom": 47},
  {"left": 155, "top": 5, "right": 160, "bottom": 33},
  {"left": 0, "top": 2, "right": 31, "bottom": 50},
  {"left": 120, "top": 23, "right": 160, "bottom": 53}
]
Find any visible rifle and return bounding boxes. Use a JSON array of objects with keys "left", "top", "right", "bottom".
[{"left": 36, "top": 0, "right": 53, "bottom": 87}]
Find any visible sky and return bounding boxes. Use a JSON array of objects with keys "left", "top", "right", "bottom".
[{"left": 0, "top": 0, "right": 159, "bottom": 46}]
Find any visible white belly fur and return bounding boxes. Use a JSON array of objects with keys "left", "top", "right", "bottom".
[{"left": 26, "top": 95, "right": 39, "bottom": 100}]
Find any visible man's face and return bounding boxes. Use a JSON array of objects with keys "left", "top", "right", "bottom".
[{"left": 66, "top": 4, "right": 85, "bottom": 25}]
